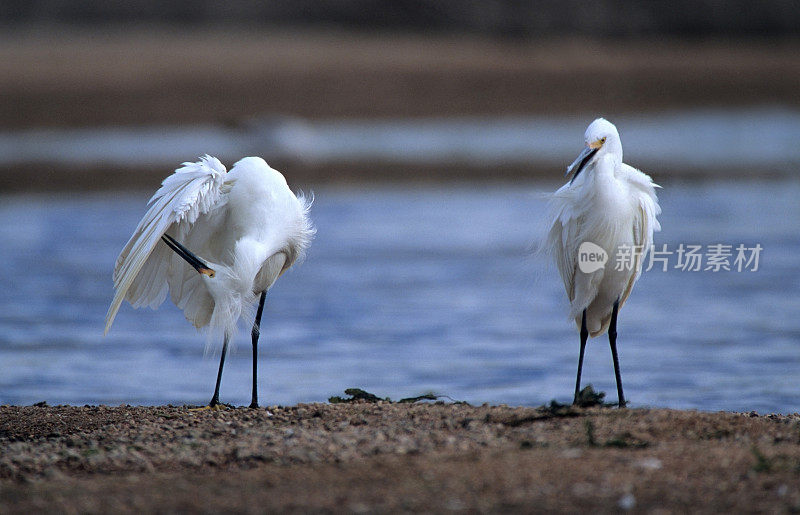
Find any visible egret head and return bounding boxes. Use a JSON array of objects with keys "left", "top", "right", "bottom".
[{"left": 566, "top": 118, "right": 622, "bottom": 184}]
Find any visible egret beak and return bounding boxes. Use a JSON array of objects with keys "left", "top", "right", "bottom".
[
  {"left": 161, "top": 234, "right": 216, "bottom": 277},
  {"left": 565, "top": 145, "right": 599, "bottom": 184}
]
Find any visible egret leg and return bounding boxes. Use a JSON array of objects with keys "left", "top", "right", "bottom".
[
  {"left": 208, "top": 335, "right": 229, "bottom": 407},
  {"left": 573, "top": 309, "right": 588, "bottom": 405},
  {"left": 608, "top": 299, "right": 626, "bottom": 408},
  {"left": 249, "top": 291, "right": 267, "bottom": 409}
]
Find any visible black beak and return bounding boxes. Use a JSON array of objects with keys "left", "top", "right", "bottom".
[
  {"left": 161, "top": 234, "right": 215, "bottom": 277},
  {"left": 565, "top": 146, "right": 599, "bottom": 184}
]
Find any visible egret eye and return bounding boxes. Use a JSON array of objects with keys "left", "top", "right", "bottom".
[{"left": 601, "top": 137, "right": 607, "bottom": 144}]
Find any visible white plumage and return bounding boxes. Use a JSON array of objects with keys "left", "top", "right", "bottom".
[
  {"left": 546, "top": 118, "right": 661, "bottom": 406},
  {"left": 105, "top": 155, "right": 314, "bottom": 407}
]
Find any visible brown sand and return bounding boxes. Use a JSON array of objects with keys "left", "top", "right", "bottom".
[
  {"left": 2, "top": 31, "right": 799, "bottom": 190},
  {"left": 2, "top": 401, "right": 800, "bottom": 512},
  {"left": 4, "top": 30, "right": 800, "bottom": 129}
]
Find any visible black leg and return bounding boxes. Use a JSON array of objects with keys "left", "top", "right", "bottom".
[
  {"left": 608, "top": 299, "right": 626, "bottom": 408},
  {"left": 209, "top": 335, "right": 229, "bottom": 407},
  {"left": 249, "top": 291, "right": 267, "bottom": 408},
  {"left": 573, "top": 309, "right": 588, "bottom": 405}
]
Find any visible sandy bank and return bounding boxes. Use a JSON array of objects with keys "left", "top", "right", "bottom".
[
  {"left": 3, "top": 31, "right": 799, "bottom": 190},
  {"left": 3, "top": 31, "right": 800, "bottom": 129},
  {"left": 2, "top": 401, "right": 799, "bottom": 512}
]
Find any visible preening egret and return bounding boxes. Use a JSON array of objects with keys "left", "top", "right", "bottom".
[
  {"left": 104, "top": 155, "right": 314, "bottom": 408},
  {"left": 547, "top": 118, "right": 661, "bottom": 407}
]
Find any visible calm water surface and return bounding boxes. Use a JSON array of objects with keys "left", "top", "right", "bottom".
[
  {"left": 2, "top": 107, "right": 799, "bottom": 171},
  {"left": 1, "top": 180, "right": 799, "bottom": 412}
]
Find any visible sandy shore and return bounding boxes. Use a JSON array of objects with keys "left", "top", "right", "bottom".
[
  {"left": 4, "top": 30, "right": 800, "bottom": 128},
  {"left": 2, "top": 31, "right": 799, "bottom": 189},
  {"left": 2, "top": 400, "right": 799, "bottom": 512}
]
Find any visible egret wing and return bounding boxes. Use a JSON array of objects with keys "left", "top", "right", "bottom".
[
  {"left": 104, "top": 155, "right": 229, "bottom": 334},
  {"left": 617, "top": 164, "right": 662, "bottom": 308},
  {"left": 547, "top": 183, "right": 594, "bottom": 304},
  {"left": 547, "top": 182, "right": 607, "bottom": 326}
]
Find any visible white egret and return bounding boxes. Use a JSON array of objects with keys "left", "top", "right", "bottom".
[
  {"left": 547, "top": 118, "right": 661, "bottom": 407},
  {"left": 104, "top": 155, "right": 314, "bottom": 408}
]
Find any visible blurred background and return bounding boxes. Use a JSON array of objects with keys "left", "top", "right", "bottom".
[{"left": 1, "top": 1, "right": 799, "bottom": 412}]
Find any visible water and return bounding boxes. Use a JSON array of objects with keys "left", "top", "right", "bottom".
[
  {"left": 1, "top": 180, "right": 799, "bottom": 413},
  {"left": 2, "top": 107, "right": 799, "bottom": 172}
]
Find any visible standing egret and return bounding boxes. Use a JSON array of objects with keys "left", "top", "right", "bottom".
[
  {"left": 547, "top": 118, "right": 661, "bottom": 407},
  {"left": 104, "top": 155, "right": 314, "bottom": 408}
]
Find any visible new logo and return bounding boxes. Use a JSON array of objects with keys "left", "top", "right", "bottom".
[{"left": 578, "top": 242, "right": 608, "bottom": 273}]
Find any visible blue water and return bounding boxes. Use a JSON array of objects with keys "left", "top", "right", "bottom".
[
  {"left": 2, "top": 107, "right": 799, "bottom": 172},
  {"left": 1, "top": 180, "right": 799, "bottom": 413}
]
